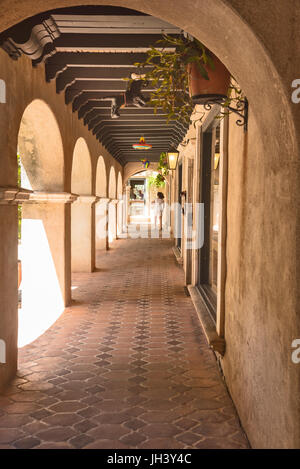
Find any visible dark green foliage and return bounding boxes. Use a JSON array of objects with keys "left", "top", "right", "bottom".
[{"left": 132, "top": 34, "right": 214, "bottom": 123}]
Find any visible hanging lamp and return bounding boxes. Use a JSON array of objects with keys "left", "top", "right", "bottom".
[{"left": 132, "top": 136, "right": 152, "bottom": 150}]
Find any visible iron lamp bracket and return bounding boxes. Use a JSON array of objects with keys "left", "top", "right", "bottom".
[{"left": 192, "top": 94, "right": 249, "bottom": 132}]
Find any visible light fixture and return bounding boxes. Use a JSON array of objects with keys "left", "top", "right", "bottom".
[
  {"left": 167, "top": 147, "right": 179, "bottom": 170},
  {"left": 132, "top": 136, "right": 152, "bottom": 150}
]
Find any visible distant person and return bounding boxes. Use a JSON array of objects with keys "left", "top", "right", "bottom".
[
  {"left": 130, "top": 187, "right": 136, "bottom": 200},
  {"left": 152, "top": 192, "right": 165, "bottom": 231}
]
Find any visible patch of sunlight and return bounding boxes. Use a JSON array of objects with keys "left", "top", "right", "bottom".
[
  {"left": 18, "top": 219, "right": 64, "bottom": 348},
  {"left": 108, "top": 204, "right": 116, "bottom": 243},
  {"left": 19, "top": 156, "right": 33, "bottom": 190}
]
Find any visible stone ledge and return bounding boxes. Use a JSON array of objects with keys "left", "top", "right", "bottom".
[
  {"left": 0, "top": 187, "right": 33, "bottom": 204},
  {"left": 97, "top": 198, "right": 110, "bottom": 204},
  {"left": 26, "top": 192, "right": 78, "bottom": 204},
  {"left": 188, "top": 285, "right": 226, "bottom": 356},
  {"left": 73, "top": 195, "right": 99, "bottom": 204}
]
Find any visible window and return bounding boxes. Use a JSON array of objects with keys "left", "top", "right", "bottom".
[
  {"left": 198, "top": 122, "right": 221, "bottom": 322},
  {"left": 176, "top": 162, "right": 183, "bottom": 250}
]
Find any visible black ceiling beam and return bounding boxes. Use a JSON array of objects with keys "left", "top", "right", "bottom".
[
  {"left": 72, "top": 92, "right": 141, "bottom": 111},
  {"left": 101, "top": 132, "right": 175, "bottom": 143},
  {"left": 110, "top": 143, "right": 173, "bottom": 150},
  {"left": 103, "top": 138, "right": 175, "bottom": 149},
  {"left": 83, "top": 107, "right": 166, "bottom": 125},
  {"left": 54, "top": 33, "right": 170, "bottom": 51},
  {"left": 78, "top": 101, "right": 110, "bottom": 119},
  {"left": 52, "top": 14, "right": 180, "bottom": 35},
  {"left": 108, "top": 139, "right": 176, "bottom": 150},
  {"left": 110, "top": 146, "right": 175, "bottom": 154},
  {"left": 97, "top": 129, "right": 183, "bottom": 142},
  {"left": 93, "top": 120, "right": 187, "bottom": 135},
  {"left": 65, "top": 81, "right": 153, "bottom": 104},
  {"left": 78, "top": 102, "right": 164, "bottom": 120},
  {"left": 94, "top": 124, "right": 183, "bottom": 139},
  {"left": 108, "top": 145, "right": 176, "bottom": 157},
  {"left": 45, "top": 52, "right": 150, "bottom": 81},
  {"left": 112, "top": 147, "right": 161, "bottom": 157},
  {"left": 88, "top": 115, "right": 187, "bottom": 129},
  {"left": 100, "top": 131, "right": 177, "bottom": 146},
  {"left": 43, "top": 34, "right": 176, "bottom": 66},
  {"left": 98, "top": 129, "right": 184, "bottom": 144},
  {"left": 88, "top": 117, "right": 170, "bottom": 131},
  {"left": 115, "top": 150, "right": 165, "bottom": 155},
  {"left": 0, "top": 8, "right": 150, "bottom": 44},
  {"left": 57, "top": 66, "right": 151, "bottom": 93},
  {"left": 101, "top": 135, "right": 175, "bottom": 144},
  {"left": 100, "top": 129, "right": 179, "bottom": 138},
  {"left": 66, "top": 82, "right": 125, "bottom": 104},
  {"left": 121, "top": 158, "right": 165, "bottom": 164}
]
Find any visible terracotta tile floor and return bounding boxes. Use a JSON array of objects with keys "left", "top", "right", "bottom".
[{"left": 0, "top": 234, "right": 249, "bottom": 449}]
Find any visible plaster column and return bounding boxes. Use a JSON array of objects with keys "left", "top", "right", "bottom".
[
  {"left": 95, "top": 197, "right": 109, "bottom": 251},
  {"left": 0, "top": 188, "right": 32, "bottom": 389},
  {"left": 117, "top": 199, "right": 124, "bottom": 237},
  {"left": 125, "top": 186, "right": 130, "bottom": 226},
  {"left": 108, "top": 199, "right": 118, "bottom": 243},
  {"left": 22, "top": 192, "right": 76, "bottom": 308},
  {"left": 71, "top": 195, "right": 97, "bottom": 273}
]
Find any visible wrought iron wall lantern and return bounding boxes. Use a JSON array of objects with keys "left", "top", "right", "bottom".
[
  {"left": 192, "top": 94, "right": 249, "bottom": 132},
  {"left": 167, "top": 148, "right": 179, "bottom": 170}
]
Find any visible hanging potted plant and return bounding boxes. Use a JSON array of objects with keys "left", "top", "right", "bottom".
[
  {"left": 132, "top": 33, "right": 235, "bottom": 123},
  {"left": 147, "top": 152, "right": 169, "bottom": 188}
]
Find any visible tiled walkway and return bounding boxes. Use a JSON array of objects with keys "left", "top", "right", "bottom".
[{"left": 0, "top": 234, "right": 249, "bottom": 449}]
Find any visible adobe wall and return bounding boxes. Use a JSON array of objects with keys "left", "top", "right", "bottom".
[
  {"left": 222, "top": 108, "right": 299, "bottom": 448},
  {"left": 0, "top": 0, "right": 299, "bottom": 448}
]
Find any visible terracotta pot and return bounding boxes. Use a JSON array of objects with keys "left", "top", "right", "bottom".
[
  {"left": 18, "top": 260, "right": 22, "bottom": 289},
  {"left": 187, "top": 53, "right": 230, "bottom": 101}
]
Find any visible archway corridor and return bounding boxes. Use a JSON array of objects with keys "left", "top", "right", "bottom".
[
  {"left": 0, "top": 0, "right": 299, "bottom": 451},
  {"left": 0, "top": 232, "right": 249, "bottom": 449}
]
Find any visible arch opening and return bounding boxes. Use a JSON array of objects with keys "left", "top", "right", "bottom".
[
  {"left": 17, "top": 99, "right": 65, "bottom": 348},
  {"left": 108, "top": 166, "right": 117, "bottom": 243},
  {"left": 71, "top": 137, "right": 94, "bottom": 273},
  {"left": 18, "top": 99, "right": 64, "bottom": 192},
  {"left": 96, "top": 156, "right": 107, "bottom": 198},
  {"left": 95, "top": 156, "right": 109, "bottom": 252},
  {"left": 117, "top": 172, "right": 124, "bottom": 235}
]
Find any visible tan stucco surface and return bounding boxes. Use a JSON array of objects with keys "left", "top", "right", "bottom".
[{"left": 0, "top": 0, "right": 299, "bottom": 449}]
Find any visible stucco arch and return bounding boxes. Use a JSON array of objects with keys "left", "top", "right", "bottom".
[
  {"left": 71, "top": 137, "right": 92, "bottom": 195},
  {"left": 117, "top": 172, "right": 123, "bottom": 199},
  {"left": 108, "top": 166, "right": 116, "bottom": 199},
  {"left": 0, "top": 0, "right": 297, "bottom": 162},
  {"left": 96, "top": 156, "right": 107, "bottom": 198},
  {"left": 71, "top": 137, "right": 94, "bottom": 272},
  {"left": 18, "top": 99, "right": 64, "bottom": 191},
  {"left": 124, "top": 162, "right": 158, "bottom": 185}
]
